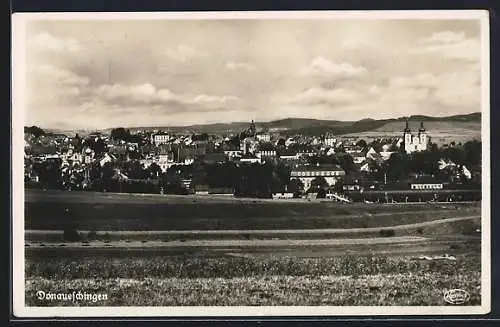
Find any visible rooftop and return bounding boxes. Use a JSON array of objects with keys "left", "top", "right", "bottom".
[{"left": 292, "top": 164, "right": 344, "bottom": 172}]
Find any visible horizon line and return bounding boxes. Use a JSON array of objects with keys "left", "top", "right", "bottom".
[{"left": 26, "top": 111, "right": 481, "bottom": 132}]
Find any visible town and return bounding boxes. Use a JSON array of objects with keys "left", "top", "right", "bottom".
[{"left": 24, "top": 119, "right": 482, "bottom": 203}]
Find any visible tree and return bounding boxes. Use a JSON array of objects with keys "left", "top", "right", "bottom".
[
  {"left": 384, "top": 152, "right": 411, "bottom": 181},
  {"left": 288, "top": 178, "right": 304, "bottom": 197},
  {"left": 338, "top": 154, "right": 357, "bottom": 174},
  {"left": 25, "top": 126, "right": 45, "bottom": 138},
  {"left": 310, "top": 176, "right": 329, "bottom": 189},
  {"left": 111, "top": 128, "right": 131, "bottom": 142},
  {"left": 356, "top": 139, "right": 367, "bottom": 149},
  {"left": 146, "top": 162, "right": 162, "bottom": 178}
]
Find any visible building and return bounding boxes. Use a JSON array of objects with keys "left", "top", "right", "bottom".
[
  {"left": 290, "top": 164, "right": 346, "bottom": 190},
  {"left": 151, "top": 132, "right": 170, "bottom": 146},
  {"left": 256, "top": 150, "right": 277, "bottom": 158},
  {"left": 256, "top": 132, "right": 271, "bottom": 142},
  {"left": 324, "top": 135, "right": 336, "bottom": 147},
  {"left": 403, "top": 121, "right": 428, "bottom": 154}
]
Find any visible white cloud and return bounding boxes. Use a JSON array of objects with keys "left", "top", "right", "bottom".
[
  {"left": 420, "top": 30, "right": 467, "bottom": 45},
  {"left": 96, "top": 82, "right": 239, "bottom": 110},
  {"left": 190, "top": 94, "right": 240, "bottom": 104},
  {"left": 389, "top": 73, "right": 439, "bottom": 89},
  {"left": 225, "top": 61, "right": 256, "bottom": 72},
  {"left": 300, "top": 57, "right": 367, "bottom": 78},
  {"left": 31, "top": 32, "right": 85, "bottom": 53},
  {"left": 290, "top": 87, "right": 363, "bottom": 106},
  {"left": 164, "top": 44, "right": 206, "bottom": 62},
  {"left": 415, "top": 30, "right": 480, "bottom": 61},
  {"left": 97, "top": 83, "right": 178, "bottom": 106},
  {"left": 28, "top": 65, "right": 90, "bottom": 107},
  {"left": 33, "top": 65, "right": 90, "bottom": 86}
]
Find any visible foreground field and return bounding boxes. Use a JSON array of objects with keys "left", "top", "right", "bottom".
[
  {"left": 25, "top": 254, "right": 481, "bottom": 306},
  {"left": 25, "top": 190, "right": 480, "bottom": 231}
]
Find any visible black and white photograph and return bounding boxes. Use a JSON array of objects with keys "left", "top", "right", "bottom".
[{"left": 12, "top": 10, "right": 490, "bottom": 317}]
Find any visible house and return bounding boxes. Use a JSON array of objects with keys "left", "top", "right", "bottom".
[
  {"left": 256, "top": 150, "right": 277, "bottom": 158},
  {"left": 239, "top": 155, "right": 262, "bottom": 164},
  {"left": 290, "top": 164, "right": 346, "bottom": 190},
  {"left": 256, "top": 133, "right": 271, "bottom": 142},
  {"left": 272, "top": 192, "right": 294, "bottom": 199},
  {"left": 349, "top": 150, "right": 367, "bottom": 164},
  {"left": 151, "top": 132, "right": 170, "bottom": 146},
  {"left": 224, "top": 150, "right": 242, "bottom": 159},
  {"left": 324, "top": 135, "right": 336, "bottom": 147},
  {"left": 409, "top": 176, "right": 443, "bottom": 190},
  {"left": 98, "top": 153, "right": 116, "bottom": 167},
  {"left": 194, "top": 184, "right": 210, "bottom": 195},
  {"left": 208, "top": 187, "right": 235, "bottom": 196}
]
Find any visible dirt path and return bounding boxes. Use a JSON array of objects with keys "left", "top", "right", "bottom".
[{"left": 26, "top": 215, "right": 480, "bottom": 237}]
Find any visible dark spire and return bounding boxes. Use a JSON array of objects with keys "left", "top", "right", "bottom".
[
  {"left": 419, "top": 121, "right": 426, "bottom": 132},
  {"left": 404, "top": 120, "right": 411, "bottom": 133}
]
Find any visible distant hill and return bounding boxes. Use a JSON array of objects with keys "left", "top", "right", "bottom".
[{"left": 29, "top": 112, "right": 481, "bottom": 137}]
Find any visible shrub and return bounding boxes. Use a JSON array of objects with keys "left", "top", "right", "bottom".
[
  {"left": 62, "top": 225, "right": 80, "bottom": 242},
  {"left": 87, "top": 230, "right": 97, "bottom": 240},
  {"left": 379, "top": 229, "right": 396, "bottom": 237}
]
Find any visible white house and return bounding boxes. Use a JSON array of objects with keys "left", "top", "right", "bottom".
[
  {"left": 256, "top": 133, "right": 271, "bottom": 142},
  {"left": 151, "top": 133, "right": 170, "bottom": 146},
  {"left": 290, "top": 164, "right": 346, "bottom": 190}
]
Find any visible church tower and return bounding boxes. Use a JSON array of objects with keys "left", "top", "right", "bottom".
[
  {"left": 249, "top": 120, "right": 256, "bottom": 137},
  {"left": 418, "top": 121, "right": 427, "bottom": 151},
  {"left": 403, "top": 120, "right": 412, "bottom": 154}
]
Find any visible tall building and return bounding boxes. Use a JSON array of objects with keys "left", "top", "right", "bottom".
[
  {"left": 249, "top": 120, "right": 256, "bottom": 137},
  {"left": 403, "top": 121, "right": 428, "bottom": 154}
]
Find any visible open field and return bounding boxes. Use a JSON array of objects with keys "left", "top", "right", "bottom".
[
  {"left": 25, "top": 190, "right": 480, "bottom": 231},
  {"left": 341, "top": 121, "right": 480, "bottom": 145},
  {"left": 25, "top": 253, "right": 481, "bottom": 306},
  {"left": 23, "top": 189, "right": 482, "bottom": 306},
  {"left": 26, "top": 216, "right": 480, "bottom": 242}
]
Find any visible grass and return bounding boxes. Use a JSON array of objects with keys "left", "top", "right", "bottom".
[
  {"left": 25, "top": 217, "right": 481, "bottom": 242},
  {"left": 25, "top": 189, "right": 480, "bottom": 231},
  {"left": 25, "top": 254, "right": 481, "bottom": 306}
]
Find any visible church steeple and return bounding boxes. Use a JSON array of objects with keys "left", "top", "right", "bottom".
[
  {"left": 249, "top": 120, "right": 256, "bottom": 137},
  {"left": 419, "top": 121, "right": 426, "bottom": 133},
  {"left": 404, "top": 120, "right": 411, "bottom": 133}
]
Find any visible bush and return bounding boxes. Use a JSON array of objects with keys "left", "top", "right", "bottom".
[
  {"left": 62, "top": 225, "right": 80, "bottom": 242},
  {"left": 379, "top": 229, "right": 396, "bottom": 237},
  {"left": 87, "top": 230, "right": 97, "bottom": 240}
]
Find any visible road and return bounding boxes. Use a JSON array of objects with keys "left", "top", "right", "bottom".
[{"left": 25, "top": 215, "right": 480, "bottom": 237}]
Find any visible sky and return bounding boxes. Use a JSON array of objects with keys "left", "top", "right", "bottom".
[{"left": 20, "top": 16, "right": 483, "bottom": 130}]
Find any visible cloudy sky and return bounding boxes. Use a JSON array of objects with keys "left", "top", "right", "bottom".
[{"left": 22, "top": 16, "right": 483, "bottom": 129}]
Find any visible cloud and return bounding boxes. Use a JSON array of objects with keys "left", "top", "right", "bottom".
[
  {"left": 415, "top": 30, "right": 480, "bottom": 61},
  {"left": 190, "top": 94, "right": 240, "bottom": 105},
  {"left": 300, "top": 57, "right": 367, "bottom": 78},
  {"left": 164, "top": 44, "right": 206, "bottom": 62},
  {"left": 290, "top": 87, "right": 363, "bottom": 106},
  {"left": 30, "top": 32, "right": 85, "bottom": 53},
  {"left": 95, "top": 82, "right": 240, "bottom": 111},
  {"left": 33, "top": 65, "right": 90, "bottom": 86},
  {"left": 225, "top": 61, "right": 256, "bottom": 72},
  {"left": 27, "top": 65, "right": 90, "bottom": 107}
]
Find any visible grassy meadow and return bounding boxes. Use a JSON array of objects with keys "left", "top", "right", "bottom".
[{"left": 25, "top": 254, "right": 481, "bottom": 306}]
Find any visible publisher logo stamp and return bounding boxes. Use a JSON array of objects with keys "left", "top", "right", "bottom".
[{"left": 444, "top": 289, "right": 470, "bottom": 305}]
